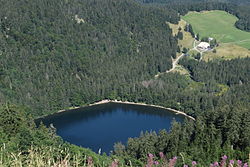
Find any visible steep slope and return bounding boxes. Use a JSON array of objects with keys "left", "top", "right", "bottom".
[
  {"left": 0, "top": 0, "right": 249, "bottom": 165},
  {"left": 0, "top": 0, "right": 179, "bottom": 116}
]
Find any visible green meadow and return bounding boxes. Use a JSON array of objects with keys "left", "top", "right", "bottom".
[{"left": 182, "top": 10, "right": 250, "bottom": 49}]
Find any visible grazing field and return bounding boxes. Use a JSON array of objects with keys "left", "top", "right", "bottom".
[
  {"left": 203, "top": 43, "right": 250, "bottom": 61},
  {"left": 182, "top": 10, "right": 250, "bottom": 49}
]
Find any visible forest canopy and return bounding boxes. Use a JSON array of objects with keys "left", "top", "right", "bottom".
[
  {"left": 0, "top": 0, "right": 249, "bottom": 166},
  {"left": 0, "top": 0, "right": 179, "bottom": 116},
  {"left": 137, "top": 0, "right": 250, "bottom": 32}
]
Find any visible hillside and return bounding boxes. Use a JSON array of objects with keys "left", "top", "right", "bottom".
[
  {"left": 0, "top": 0, "right": 250, "bottom": 166},
  {"left": 182, "top": 11, "right": 250, "bottom": 49},
  {"left": 137, "top": 0, "right": 250, "bottom": 32},
  {"left": 0, "top": 0, "right": 179, "bottom": 116}
]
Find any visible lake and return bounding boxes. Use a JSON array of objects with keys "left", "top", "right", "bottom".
[{"left": 37, "top": 102, "right": 185, "bottom": 153}]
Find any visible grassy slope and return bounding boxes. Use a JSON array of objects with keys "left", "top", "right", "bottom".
[
  {"left": 168, "top": 20, "right": 194, "bottom": 75},
  {"left": 168, "top": 19, "right": 194, "bottom": 50},
  {"left": 167, "top": 20, "right": 232, "bottom": 96},
  {"left": 203, "top": 43, "right": 250, "bottom": 61},
  {"left": 182, "top": 10, "right": 250, "bottom": 49}
]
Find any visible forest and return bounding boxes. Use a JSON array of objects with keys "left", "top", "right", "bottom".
[
  {"left": 137, "top": 0, "right": 250, "bottom": 32},
  {"left": 0, "top": 0, "right": 179, "bottom": 116},
  {"left": 0, "top": 0, "right": 249, "bottom": 166}
]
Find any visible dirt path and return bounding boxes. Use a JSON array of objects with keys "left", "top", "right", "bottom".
[
  {"left": 155, "top": 53, "right": 185, "bottom": 78},
  {"left": 191, "top": 39, "right": 206, "bottom": 60},
  {"left": 167, "top": 53, "right": 185, "bottom": 73}
]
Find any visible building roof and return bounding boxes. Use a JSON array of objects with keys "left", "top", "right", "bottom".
[
  {"left": 198, "top": 42, "right": 210, "bottom": 48},
  {"left": 208, "top": 37, "right": 214, "bottom": 41}
]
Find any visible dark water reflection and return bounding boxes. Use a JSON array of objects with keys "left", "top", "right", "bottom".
[{"left": 37, "top": 103, "right": 184, "bottom": 153}]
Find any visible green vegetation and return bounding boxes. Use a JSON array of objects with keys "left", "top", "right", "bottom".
[
  {"left": 0, "top": 0, "right": 250, "bottom": 166},
  {"left": 0, "top": 104, "right": 121, "bottom": 166},
  {"left": 138, "top": 0, "right": 250, "bottom": 32},
  {"left": 203, "top": 43, "right": 250, "bottom": 62},
  {"left": 215, "top": 84, "right": 229, "bottom": 96},
  {"left": 119, "top": 107, "right": 250, "bottom": 164},
  {"left": 172, "top": 65, "right": 190, "bottom": 75},
  {"left": 0, "top": 0, "right": 179, "bottom": 117},
  {"left": 180, "top": 57, "right": 250, "bottom": 86},
  {"left": 182, "top": 11, "right": 250, "bottom": 49},
  {"left": 168, "top": 19, "right": 194, "bottom": 50},
  {"left": 116, "top": 57, "right": 250, "bottom": 165}
]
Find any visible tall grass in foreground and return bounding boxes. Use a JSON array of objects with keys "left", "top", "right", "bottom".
[
  {"left": 0, "top": 145, "right": 113, "bottom": 167},
  {"left": 0, "top": 145, "right": 85, "bottom": 167},
  {"left": 0, "top": 145, "right": 249, "bottom": 167}
]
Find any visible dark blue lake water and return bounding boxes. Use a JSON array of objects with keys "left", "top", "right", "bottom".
[{"left": 37, "top": 102, "right": 185, "bottom": 153}]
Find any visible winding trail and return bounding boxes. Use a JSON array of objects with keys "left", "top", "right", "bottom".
[
  {"left": 155, "top": 53, "right": 185, "bottom": 78},
  {"left": 155, "top": 39, "right": 201, "bottom": 78},
  {"left": 167, "top": 53, "right": 185, "bottom": 73},
  {"left": 190, "top": 39, "right": 206, "bottom": 60}
]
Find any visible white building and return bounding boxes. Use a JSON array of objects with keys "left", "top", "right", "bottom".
[
  {"left": 197, "top": 42, "right": 210, "bottom": 50},
  {"left": 208, "top": 37, "right": 214, "bottom": 41}
]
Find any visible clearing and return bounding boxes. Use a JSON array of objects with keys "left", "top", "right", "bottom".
[
  {"left": 168, "top": 19, "right": 194, "bottom": 50},
  {"left": 203, "top": 43, "right": 250, "bottom": 61},
  {"left": 182, "top": 10, "right": 250, "bottom": 49}
]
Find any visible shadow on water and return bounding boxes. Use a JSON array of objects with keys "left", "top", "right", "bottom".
[{"left": 36, "top": 102, "right": 185, "bottom": 154}]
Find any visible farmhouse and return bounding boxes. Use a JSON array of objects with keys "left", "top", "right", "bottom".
[{"left": 197, "top": 42, "right": 210, "bottom": 50}]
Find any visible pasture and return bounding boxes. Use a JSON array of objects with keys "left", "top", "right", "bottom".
[
  {"left": 182, "top": 10, "right": 250, "bottom": 49},
  {"left": 203, "top": 43, "right": 250, "bottom": 61}
]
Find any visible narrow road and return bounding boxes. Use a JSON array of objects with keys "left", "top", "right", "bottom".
[
  {"left": 191, "top": 39, "right": 205, "bottom": 60},
  {"left": 155, "top": 53, "right": 184, "bottom": 78},
  {"left": 166, "top": 53, "right": 184, "bottom": 73}
]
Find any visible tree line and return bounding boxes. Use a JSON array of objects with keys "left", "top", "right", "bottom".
[
  {"left": 137, "top": 0, "right": 250, "bottom": 32},
  {"left": 0, "top": 0, "right": 249, "bottom": 165},
  {"left": 0, "top": 0, "right": 179, "bottom": 116},
  {"left": 113, "top": 57, "right": 250, "bottom": 166}
]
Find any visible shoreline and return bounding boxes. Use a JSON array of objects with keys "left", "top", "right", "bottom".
[{"left": 57, "top": 99, "right": 195, "bottom": 121}]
